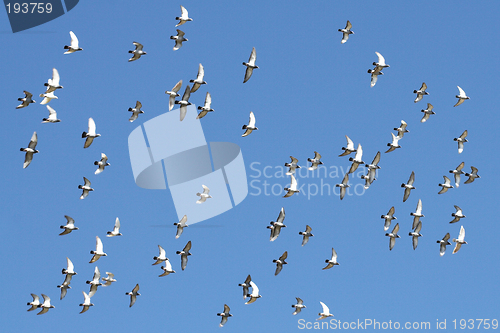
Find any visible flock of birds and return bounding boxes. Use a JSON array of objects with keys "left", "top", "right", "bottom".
[{"left": 16, "top": 9, "right": 481, "bottom": 327}]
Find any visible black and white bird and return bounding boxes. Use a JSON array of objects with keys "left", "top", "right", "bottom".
[
  {"left": 394, "top": 120, "right": 409, "bottom": 138},
  {"left": 268, "top": 207, "right": 286, "bottom": 241},
  {"left": 128, "top": 101, "right": 144, "bottom": 122},
  {"left": 176, "top": 240, "right": 192, "bottom": 271},
  {"left": 165, "top": 80, "right": 182, "bottom": 111},
  {"left": 452, "top": 226, "right": 467, "bottom": 254},
  {"left": 385, "top": 133, "right": 401, "bottom": 153},
  {"left": 245, "top": 281, "right": 262, "bottom": 304},
  {"left": 79, "top": 291, "right": 94, "bottom": 314},
  {"left": 437, "top": 233, "right": 452, "bottom": 256},
  {"left": 335, "top": 173, "right": 350, "bottom": 200},
  {"left": 196, "top": 185, "right": 212, "bottom": 203},
  {"left": 171, "top": 29, "right": 188, "bottom": 51},
  {"left": 450, "top": 205, "right": 466, "bottom": 224},
  {"left": 174, "top": 215, "right": 188, "bottom": 239},
  {"left": 381, "top": 206, "right": 397, "bottom": 231},
  {"left": 348, "top": 144, "right": 364, "bottom": 173},
  {"left": 449, "top": 162, "right": 465, "bottom": 187},
  {"left": 62, "top": 257, "right": 77, "bottom": 275},
  {"left": 410, "top": 199, "right": 424, "bottom": 230},
  {"left": 292, "top": 297, "right": 306, "bottom": 315},
  {"left": 126, "top": 284, "right": 140, "bottom": 307},
  {"left": 242, "top": 111, "right": 258, "bottom": 137},
  {"left": 362, "top": 151, "right": 381, "bottom": 189},
  {"left": 82, "top": 117, "right": 101, "bottom": 148},
  {"left": 175, "top": 5, "right": 192, "bottom": 27},
  {"left": 86, "top": 266, "right": 102, "bottom": 297},
  {"left": 89, "top": 236, "right": 107, "bottom": 263},
  {"left": 190, "top": 63, "right": 207, "bottom": 93},
  {"left": 101, "top": 272, "right": 116, "bottom": 286},
  {"left": 128, "top": 42, "right": 146, "bottom": 62},
  {"left": 409, "top": 221, "right": 422, "bottom": 250},
  {"left": 39, "top": 91, "right": 58, "bottom": 105},
  {"left": 20, "top": 131, "right": 38, "bottom": 169},
  {"left": 413, "top": 82, "right": 429, "bottom": 103},
  {"left": 317, "top": 301, "right": 334, "bottom": 320},
  {"left": 338, "top": 20, "right": 354, "bottom": 44},
  {"left": 159, "top": 259, "right": 176, "bottom": 277},
  {"left": 283, "top": 174, "right": 300, "bottom": 198},
  {"left": 464, "top": 166, "right": 480, "bottom": 184},
  {"left": 401, "top": 171, "right": 415, "bottom": 202},
  {"left": 217, "top": 304, "right": 232, "bottom": 327},
  {"left": 299, "top": 225, "right": 314, "bottom": 246},
  {"left": 37, "top": 294, "right": 54, "bottom": 315},
  {"left": 454, "top": 130, "right": 468, "bottom": 154},
  {"left": 197, "top": 92, "right": 214, "bottom": 119},
  {"left": 273, "top": 251, "right": 288, "bottom": 276},
  {"left": 27, "top": 294, "right": 41, "bottom": 312},
  {"left": 43, "top": 68, "right": 63, "bottom": 94},
  {"left": 41, "top": 105, "right": 61, "bottom": 123},
  {"left": 322, "top": 247, "right": 340, "bottom": 270},
  {"left": 385, "top": 223, "right": 401, "bottom": 251},
  {"left": 57, "top": 274, "right": 72, "bottom": 300},
  {"left": 106, "top": 217, "right": 122, "bottom": 237},
  {"left": 175, "top": 85, "right": 192, "bottom": 121},
  {"left": 308, "top": 151, "right": 323, "bottom": 170},
  {"left": 285, "top": 156, "right": 301, "bottom": 175},
  {"left": 368, "top": 52, "right": 389, "bottom": 87},
  {"left": 420, "top": 103, "right": 435, "bottom": 122},
  {"left": 238, "top": 275, "right": 252, "bottom": 299},
  {"left": 339, "top": 135, "right": 356, "bottom": 157},
  {"left": 78, "top": 177, "right": 94, "bottom": 199},
  {"left": 454, "top": 86, "right": 470, "bottom": 107},
  {"left": 438, "top": 176, "right": 453, "bottom": 194},
  {"left": 16, "top": 90, "right": 35, "bottom": 109},
  {"left": 60, "top": 215, "right": 78, "bottom": 236},
  {"left": 243, "top": 47, "right": 258, "bottom": 83},
  {"left": 63, "top": 31, "right": 82, "bottom": 54},
  {"left": 94, "top": 153, "right": 110, "bottom": 175},
  {"left": 152, "top": 245, "right": 167, "bottom": 266}
]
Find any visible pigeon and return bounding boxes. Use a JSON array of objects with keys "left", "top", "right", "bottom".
[
  {"left": 317, "top": 301, "right": 334, "bottom": 320},
  {"left": 385, "top": 223, "right": 401, "bottom": 251},
  {"left": 299, "top": 225, "right": 314, "bottom": 246},
  {"left": 454, "top": 130, "right": 468, "bottom": 154},
  {"left": 59, "top": 215, "right": 78, "bottom": 235},
  {"left": 165, "top": 80, "right": 182, "bottom": 111},
  {"left": 449, "top": 162, "right": 465, "bottom": 187},
  {"left": 43, "top": 68, "right": 63, "bottom": 94},
  {"left": 171, "top": 29, "right": 188, "bottom": 51},
  {"left": 339, "top": 135, "right": 356, "bottom": 157},
  {"left": 128, "top": 42, "right": 146, "bottom": 62},
  {"left": 381, "top": 206, "right": 397, "bottom": 231},
  {"left": 365, "top": 151, "right": 381, "bottom": 174},
  {"left": 57, "top": 274, "right": 72, "bottom": 300},
  {"left": 348, "top": 144, "right": 364, "bottom": 173},
  {"left": 450, "top": 205, "right": 466, "bottom": 224},
  {"left": 27, "top": 294, "right": 40, "bottom": 312},
  {"left": 128, "top": 101, "right": 144, "bottom": 122},
  {"left": 197, "top": 92, "right": 214, "bottom": 119},
  {"left": 438, "top": 176, "right": 453, "bottom": 194},
  {"left": 62, "top": 257, "right": 77, "bottom": 275},
  {"left": 41, "top": 105, "right": 61, "bottom": 123},
  {"left": 175, "top": 5, "right": 192, "bottom": 27},
  {"left": 410, "top": 199, "right": 424, "bottom": 230},
  {"left": 94, "top": 153, "right": 110, "bottom": 175},
  {"left": 20, "top": 131, "right": 38, "bottom": 168},
  {"left": 86, "top": 266, "right": 102, "bottom": 297},
  {"left": 292, "top": 297, "right": 306, "bottom": 315},
  {"left": 153, "top": 245, "right": 167, "bottom": 266},
  {"left": 78, "top": 177, "right": 94, "bottom": 199},
  {"left": 39, "top": 91, "right": 58, "bottom": 105},
  {"left": 159, "top": 259, "right": 176, "bottom": 277},
  {"left": 420, "top": 103, "right": 435, "bottom": 122},
  {"left": 79, "top": 291, "right": 94, "bottom": 314},
  {"left": 338, "top": 20, "right": 354, "bottom": 44},
  {"left": 437, "top": 233, "right": 452, "bottom": 256},
  {"left": 242, "top": 111, "right": 258, "bottom": 136},
  {"left": 283, "top": 174, "right": 300, "bottom": 198},
  {"left": 238, "top": 275, "right": 252, "bottom": 299},
  {"left": 190, "top": 63, "right": 207, "bottom": 93},
  {"left": 308, "top": 151, "right": 323, "bottom": 170},
  {"left": 243, "top": 47, "right": 258, "bottom": 83},
  {"left": 82, "top": 117, "right": 101, "bottom": 148},
  {"left": 89, "top": 236, "right": 107, "bottom": 263},
  {"left": 285, "top": 156, "right": 301, "bottom": 175},
  {"left": 401, "top": 171, "right": 415, "bottom": 202},
  {"left": 37, "top": 294, "right": 54, "bottom": 315},
  {"left": 268, "top": 207, "right": 286, "bottom": 241},
  {"left": 245, "top": 281, "right": 262, "bottom": 304},
  {"left": 63, "top": 31, "right": 82, "bottom": 54},
  {"left": 126, "top": 284, "right": 140, "bottom": 307},
  {"left": 394, "top": 120, "right": 409, "bottom": 138},
  {"left": 409, "top": 221, "right": 423, "bottom": 250},
  {"left": 335, "top": 173, "right": 350, "bottom": 200},
  {"left": 362, "top": 152, "right": 380, "bottom": 188},
  {"left": 101, "top": 272, "right": 116, "bottom": 286},
  {"left": 273, "top": 251, "right": 288, "bottom": 276},
  {"left": 323, "top": 247, "right": 340, "bottom": 270},
  {"left": 452, "top": 225, "right": 467, "bottom": 254},
  {"left": 106, "top": 217, "right": 122, "bottom": 237},
  {"left": 217, "top": 304, "right": 233, "bottom": 327},
  {"left": 175, "top": 85, "right": 192, "bottom": 121},
  {"left": 176, "top": 240, "right": 192, "bottom": 271},
  {"left": 464, "top": 166, "right": 480, "bottom": 184},
  {"left": 16, "top": 91, "right": 35, "bottom": 109},
  {"left": 454, "top": 86, "right": 470, "bottom": 107},
  {"left": 174, "top": 215, "right": 188, "bottom": 239},
  {"left": 385, "top": 133, "right": 401, "bottom": 153},
  {"left": 413, "top": 82, "right": 429, "bottom": 103},
  {"left": 368, "top": 52, "right": 389, "bottom": 87},
  {"left": 196, "top": 185, "right": 212, "bottom": 203}
]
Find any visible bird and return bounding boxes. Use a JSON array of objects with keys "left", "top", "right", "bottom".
[
  {"left": 159, "top": 259, "right": 176, "bottom": 277},
  {"left": 242, "top": 111, "right": 258, "bottom": 137},
  {"left": 171, "top": 29, "right": 188, "bottom": 51},
  {"left": 285, "top": 156, "right": 301, "bottom": 175},
  {"left": 268, "top": 207, "right": 286, "bottom": 241},
  {"left": 437, "top": 233, "right": 452, "bottom": 256},
  {"left": 283, "top": 174, "right": 300, "bottom": 198},
  {"left": 348, "top": 144, "right": 364, "bottom": 173},
  {"left": 128, "top": 101, "right": 144, "bottom": 122},
  {"left": 86, "top": 266, "right": 102, "bottom": 297},
  {"left": 57, "top": 274, "right": 72, "bottom": 300},
  {"left": 217, "top": 304, "right": 233, "bottom": 327},
  {"left": 174, "top": 215, "right": 188, "bottom": 239},
  {"left": 317, "top": 301, "right": 334, "bottom": 320},
  {"left": 338, "top": 20, "right": 354, "bottom": 44},
  {"left": 82, "top": 117, "right": 101, "bottom": 148},
  {"left": 37, "top": 294, "right": 54, "bottom": 315},
  {"left": 238, "top": 275, "right": 252, "bottom": 299},
  {"left": 94, "top": 153, "right": 110, "bottom": 175},
  {"left": 59, "top": 215, "right": 78, "bottom": 236},
  {"left": 323, "top": 247, "right": 340, "bottom": 270},
  {"left": 368, "top": 52, "right": 389, "bottom": 87},
  {"left": 39, "top": 91, "right": 58, "bottom": 105},
  {"left": 385, "top": 223, "right": 401, "bottom": 251},
  {"left": 409, "top": 221, "right": 423, "bottom": 250},
  {"left": 413, "top": 82, "right": 429, "bottom": 103},
  {"left": 89, "top": 236, "right": 107, "bottom": 263},
  {"left": 126, "top": 284, "right": 140, "bottom": 307},
  {"left": 153, "top": 245, "right": 167, "bottom": 266},
  {"left": 196, "top": 185, "right": 212, "bottom": 203},
  {"left": 273, "top": 251, "right": 288, "bottom": 276},
  {"left": 243, "top": 47, "right": 258, "bottom": 83},
  {"left": 299, "top": 225, "right": 314, "bottom": 246},
  {"left": 78, "top": 177, "right": 94, "bottom": 199},
  {"left": 292, "top": 297, "right": 306, "bottom": 315},
  {"left": 190, "top": 63, "right": 207, "bottom": 93},
  {"left": 43, "top": 68, "right": 63, "bottom": 94},
  {"left": 438, "top": 176, "right": 453, "bottom": 194},
  {"left": 27, "top": 293, "right": 40, "bottom": 312},
  {"left": 63, "top": 31, "right": 82, "bottom": 54},
  {"left": 79, "top": 291, "right": 94, "bottom": 314},
  {"left": 245, "top": 281, "right": 262, "bottom": 304},
  {"left": 197, "top": 92, "right": 214, "bottom": 119},
  {"left": 20, "top": 131, "right": 38, "bottom": 168},
  {"left": 454, "top": 86, "right": 470, "bottom": 107},
  {"left": 450, "top": 205, "right": 466, "bottom": 224},
  {"left": 308, "top": 151, "right": 323, "bottom": 170},
  {"left": 335, "top": 173, "right": 350, "bottom": 200},
  {"left": 128, "top": 42, "right": 146, "bottom": 62},
  {"left": 454, "top": 130, "right": 468, "bottom": 154},
  {"left": 381, "top": 206, "right": 397, "bottom": 231},
  {"left": 361, "top": 152, "right": 380, "bottom": 189},
  {"left": 394, "top": 120, "right": 409, "bottom": 138},
  {"left": 101, "top": 272, "right": 116, "bottom": 286},
  {"left": 464, "top": 166, "right": 480, "bottom": 184},
  {"left": 62, "top": 257, "right": 77, "bottom": 275},
  {"left": 176, "top": 240, "right": 192, "bottom": 271},
  {"left": 175, "top": 85, "right": 192, "bottom": 121},
  {"left": 175, "top": 5, "right": 192, "bottom": 27},
  {"left": 339, "top": 135, "right": 356, "bottom": 157},
  {"left": 401, "top": 171, "right": 415, "bottom": 202},
  {"left": 420, "top": 103, "right": 435, "bottom": 122},
  {"left": 410, "top": 199, "right": 424, "bottom": 230},
  {"left": 385, "top": 132, "right": 401, "bottom": 153},
  {"left": 165, "top": 80, "right": 182, "bottom": 111},
  {"left": 449, "top": 162, "right": 465, "bottom": 187},
  {"left": 107, "top": 217, "right": 122, "bottom": 237},
  {"left": 41, "top": 105, "right": 61, "bottom": 123},
  {"left": 16, "top": 90, "right": 35, "bottom": 109},
  {"left": 452, "top": 226, "right": 467, "bottom": 254}
]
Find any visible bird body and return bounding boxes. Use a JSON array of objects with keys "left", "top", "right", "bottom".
[
  {"left": 385, "top": 223, "right": 401, "bottom": 250},
  {"left": 450, "top": 205, "right": 466, "bottom": 223},
  {"left": 245, "top": 281, "right": 261, "bottom": 304},
  {"left": 78, "top": 177, "right": 94, "bottom": 199},
  {"left": 409, "top": 221, "right": 422, "bottom": 250},
  {"left": 454, "top": 130, "right": 468, "bottom": 154},
  {"left": 175, "top": 85, "right": 192, "bottom": 121},
  {"left": 339, "top": 135, "right": 356, "bottom": 157},
  {"left": 437, "top": 233, "right": 452, "bottom": 256},
  {"left": 323, "top": 247, "right": 339, "bottom": 270},
  {"left": 128, "top": 101, "right": 144, "bottom": 122},
  {"left": 438, "top": 176, "right": 453, "bottom": 194},
  {"left": 401, "top": 171, "right": 415, "bottom": 202},
  {"left": 285, "top": 156, "right": 301, "bottom": 175},
  {"left": 37, "top": 294, "right": 54, "bottom": 315},
  {"left": 348, "top": 144, "right": 364, "bottom": 173},
  {"left": 217, "top": 304, "right": 232, "bottom": 327},
  {"left": 413, "top": 82, "right": 429, "bottom": 103},
  {"left": 452, "top": 226, "right": 467, "bottom": 254},
  {"left": 82, "top": 117, "right": 101, "bottom": 148},
  {"left": 242, "top": 111, "right": 258, "bottom": 136},
  {"left": 94, "top": 153, "right": 110, "bottom": 175},
  {"left": 64, "top": 31, "right": 82, "bottom": 54},
  {"left": 176, "top": 240, "right": 192, "bottom": 270},
  {"left": 175, "top": 5, "right": 192, "bottom": 27},
  {"left": 464, "top": 166, "right": 480, "bottom": 184},
  {"left": 17, "top": 90, "right": 35, "bottom": 109},
  {"left": 128, "top": 42, "right": 146, "bottom": 62},
  {"left": 107, "top": 217, "right": 122, "bottom": 237},
  {"left": 308, "top": 151, "right": 323, "bottom": 170},
  {"left": 421, "top": 103, "right": 435, "bottom": 122},
  {"left": 126, "top": 284, "right": 140, "bottom": 307},
  {"left": 174, "top": 215, "right": 188, "bottom": 239},
  {"left": 299, "top": 225, "right": 314, "bottom": 246},
  {"left": 243, "top": 47, "right": 258, "bottom": 83},
  {"left": 196, "top": 185, "right": 212, "bottom": 203},
  {"left": 165, "top": 80, "right": 182, "bottom": 111},
  {"left": 273, "top": 251, "right": 288, "bottom": 276},
  {"left": 381, "top": 206, "right": 397, "bottom": 231},
  {"left": 190, "top": 63, "right": 207, "bottom": 93},
  {"left": 283, "top": 174, "right": 300, "bottom": 197},
  {"left": 89, "top": 236, "right": 107, "bottom": 263},
  {"left": 20, "top": 131, "right": 39, "bottom": 168},
  {"left": 317, "top": 301, "right": 334, "bottom": 320},
  {"left": 338, "top": 20, "right": 354, "bottom": 44},
  {"left": 454, "top": 86, "right": 470, "bottom": 107},
  {"left": 171, "top": 29, "right": 188, "bottom": 50},
  {"left": 292, "top": 297, "right": 306, "bottom": 315}
]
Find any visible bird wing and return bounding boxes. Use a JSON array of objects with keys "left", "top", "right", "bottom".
[
  {"left": 96, "top": 236, "right": 103, "bottom": 252},
  {"left": 132, "top": 283, "right": 140, "bottom": 293},
  {"left": 28, "top": 131, "right": 38, "bottom": 149},
  {"left": 243, "top": 67, "right": 254, "bottom": 83},
  {"left": 346, "top": 20, "right": 352, "bottom": 30},
  {"left": 279, "top": 251, "right": 288, "bottom": 261},
  {"left": 202, "top": 185, "right": 210, "bottom": 195},
  {"left": 248, "top": 47, "right": 257, "bottom": 66},
  {"left": 354, "top": 144, "right": 363, "bottom": 161},
  {"left": 248, "top": 111, "right": 256, "bottom": 127},
  {"left": 389, "top": 236, "right": 396, "bottom": 250},
  {"left": 408, "top": 171, "right": 415, "bottom": 185},
  {"left": 172, "top": 79, "right": 182, "bottom": 93},
  {"left": 341, "top": 33, "right": 349, "bottom": 44},
  {"left": 67, "top": 257, "right": 74, "bottom": 271},
  {"left": 51, "top": 68, "right": 61, "bottom": 86},
  {"left": 133, "top": 42, "right": 144, "bottom": 51},
  {"left": 182, "top": 85, "right": 191, "bottom": 101},
  {"left": 375, "top": 52, "right": 386, "bottom": 66},
  {"left": 88, "top": 117, "right": 96, "bottom": 135},
  {"left": 415, "top": 199, "right": 423, "bottom": 214},
  {"left": 183, "top": 240, "right": 192, "bottom": 252},
  {"left": 457, "top": 86, "right": 466, "bottom": 98},
  {"left": 331, "top": 247, "right": 338, "bottom": 261},
  {"left": 277, "top": 207, "right": 285, "bottom": 223},
  {"left": 459, "top": 130, "right": 468, "bottom": 140},
  {"left": 83, "top": 177, "right": 91, "bottom": 187},
  {"left": 458, "top": 225, "right": 465, "bottom": 241},
  {"left": 320, "top": 301, "right": 330, "bottom": 315},
  {"left": 452, "top": 242, "right": 462, "bottom": 254},
  {"left": 249, "top": 281, "right": 259, "bottom": 295},
  {"left": 69, "top": 31, "right": 79, "bottom": 48},
  {"left": 345, "top": 135, "right": 354, "bottom": 150}
]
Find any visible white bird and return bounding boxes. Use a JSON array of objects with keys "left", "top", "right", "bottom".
[
  {"left": 43, "top": 68, "right": 63, "bottom": 94},
  {"left": 299, "top": 225, "right": 314, "bottom": 246},
  {"left": 413, "top": 82, "right": 429, "bottom": 103},
  {"left": 41, "top": 105, "right": 61, "bottom": 123},
  {"left": 79, "top": 291, "right": 94, "bottom": 314},
  {"left": 39, "top": 91, "right": 58, "bottom": 105},
  {"left": 59, "top": 215, "right": 78, "bottom": 235},
  {"left": 323, "top": 247, "right": 340, "bottom": 270},
  {"left": 86, "top": 266, "right": 102, "bottom": 297},
  {"left": 454, "top": 130, "right": 468, "bottom": 154},
  {"left": 128, "top": 101, "right": 144, "bottom": 122},
  {"left": 409, "top": 221, "right": 423, "bottom": 250},
  {"left": 107, "top": 217, "right": 122, "bottom": 237},
  {"left": 452, "top": 226, "right": 467, "bottom": 254},
  {"left": 217, "top": 304, "right": 233, "bottom": 327},
  {"left": 420, "top": 103, "right": 435, "bottom": 122},
  {"left": 175, "top": 5, "right": 193, "bottom": 27},
  {"left": 165, "top": 80, "right": 182, "bottom": 111},
  {"left": 401, "top": 171, "right": 415, "bottom": 202},
  {"left": 16, "top": 90, "right": 35, "bottom": 109},
  {"left": 242, "top": 111, "right": 258, "bottom": 137},
  {"left": 62, "top": 257, "right": 77, "bottom": 275},
  {"left": 464, "top": 166, "right": 480, "bottom": 184},
  {"left": 159, "top": 259, "right": 176, "bottom": 277},
  {"left": 94, "top": 153, "right": 110, "bottom": 175},
  {"left": 268, "top": 207, "right": 286, "bottom": 241},
  {"left": 190, "top": 63, "right": 207, "bottom": 93},
  {"left": 57, "top": 274, "right": 72, "bottom": 300},
  {"left": 171, "top": 29, "right": 188, "bottom": 51},
  {"left": 454, "top": 86, "right": 470, "bottom": 107},
  {"left": 385, "top": 223, "right": 401, "bottom": 251},
  {"left": 438, "top": 176, "right": 453, "bottom": 194},
  {"left": 128, "top": 42, "right": 146, "bottom": 62},
  {"left": 197, "top": 92, "right": 214, "bottom": 119},
  {"left": 152, "top": 245, "right": 167, "bottom": 266},
  {"left": 176, "top": 240, "right": 192, "bottom": 271},
  {"left": 368, "top": 52, "right": 389, "bottom": 87},
  {"left": 63, "top": 31, "right": 82, "bottom": 54},
  {"left": 27, "top": 293, "right": 40, "bottom": 312},
  {"left": 410, "top": 199, "right": 424, "bottom": 230},
  {"left": 338, "top": 20, "right": 354, "bottom": 44},
  {"left": 175, "top": 85, "right": 192, "bottom": 121},
  {"left": 78, "top": 177, "right": 94, "bottom": 199},
  {"left": 196, "top": 185, "right": 212, "bottom": 203},
  {"left": 273, "top": 251, "right": 288, "bottom": 276},
  {"left": 285, "top": 156, "right": 301, "bottom": 175},
  {"left": 437, "top": 233, "right": 452, "bottom": 256},
  {"left": 339, "top": 135, "right": 356, "bottom": 157},
  {"left": 449, "top": 162, "right": 465, "bottom": 187},
  {"left": 174, "top": 215, "right": 188, "bottom": 239},
  {"left": 101, "top": 272, "right": 116, "bottom": 286},
  {"left": 394, "top": 120, "right": 409, "bottom": 138},
  {"left": 308, "top": 151, "right": 323, "bottom": 170},
  {"left": 292, "top": 297, "right": 306, "bottom": 315},
  {"left": 245, "top": 281, "right": 261, "bottom": 304},
  {"left": 89, "top": 236, "right": 107, "bottom": 263},
  {"left": 450, "top": 205, "right": 466, "bottom": 224},
  {"left": 82, "top": 117, "right": 101, "bottom": 148},
  {"left": 238, "top": 275, "right": 252, "bottom": 299},
  {"left": 243, "top": 47, "right": 259, "bottom": 83},
  {"left": 385, "top": 133, "right": 401, "bottom": 153},
  {"left": 348, "top": 144, "right": 364, "bottom": 173},
  {"left": 317, "top": 301, "right": 334, "bottom": 320},
  {"left": 37, "top": 294, "right": 54, "bottom": 315},
  {"left": 126, "top": 284, "right": 140, "bottom": 307},
  {"left": 283, "top": 174, "right": 300, "bottom": 198},
  {"left": 20, "top": 131, "right": 38, "bottom": 169},
  {"left": 381, "top": 206, "right": 397, "bottom": 231},
  {"left": 335, "top": 173, "right": 350, "bottom": 200}
]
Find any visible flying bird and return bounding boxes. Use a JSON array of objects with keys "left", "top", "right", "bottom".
[
  {"left": 175, "top": 5, "right": 193, "bottom": 27},
  {"left": 20, "top": 131, "right": 39, "bottom": 168},
  {"left": 323, "top": 247, "right": 340, "bottom": 270},
  {"left": 273, "top": 251, "right": 288, "bottom": 276},
  {"left": 413, "top": 82, "right": 429, "bottom": 103},
  {"left": 78, "top": 177, "right": 94, "bottom": 199},
  {"left": 292, "top": 297, "right": 306, "bottom": 315},
  {"left": 79, "top": 291, "right": 94, "bottom": 314},
  {"left": 62, "top": 257, "right": 77, "bottom": 275},
  {"left": 409, "top": 221, "right": 423, "bottom": 250},
  {"left": 299, "top": 225, "right": 314, "bottom": 246},
  {"left": 190, "top": 63, "right": 207, "bottom": 93},
  {"left": 171, "top": 29, "right": 188, "bottom": 51},
  {"left": 450, "top": 205, "right": 466, "bottom": 224},
  {"left": 348, "top": 144, "right": 364, "bottom": 173},
  {"left": 175, "top": 85, "right": 192, "bottom": 121},
  {"left": 128, "top": 42, "right": 147, "bottom": 62},
  {"left": 420, "top": 103, "right": 435, "bottom": 122},
  {"left": 449, "top": 162, "right": 465, "bottom": 187},
  {"left": 16, "top": 90, "right": 35, "bottom": 109},
  {"left": 338, "top": 20, "right": 354, "bottom": 44},
  {"left": 101, "top": 272, "right": 116, "bottom": 286},
  {"left": 197, "top": 92, "right": 214, "bottom": 119},
  {"left": 43, "top": 68, "right": 63, "bottom": 94},
  {"left": 245, "top": 281, "right": 262, "bottom": 304},
  {"left": 174, "top": 215, "right": 188, "bottom": 239},
  {"left": 362, "top": 151, "right": 381, "bottom": 189},
  {"left": 268, "top": 207, "right": 286, "bottom": 241},
  {"left": 285, "top": 156, "right": 301, "bottom": 175},
  {"left": 335, "top": 173, "right": 350, "bottom": 200},
  {"left": 464, "top": 166, "right": 480, "bottom": 184},
  {"left": 196, "top": 185, "right": 212, "bottom": 203},
  {"left": 128, "top": 101, "right": 144, "bottom": 122},
  {"left": 437, "top": 233, "right": 452, "bottom": 256},
  {"left": 41, "top": 105, "right": 61, "bottom": 123},
  {"left": 401, "top": 171, "right": 415, "bottom": 202},
  {"left": 94, "top": 153, "right": 110, "bottom": 175},
  {"left": 39, "top": 91, "right": 58, "bottom": 105},
  {"left": 452, "top": 226, "right": 467, "bottom": 254},
  {"left": 242, "top": 111, "right": 258, "bottom": 137},
  {"left": 454, "top": 130, "right": 468, "bottom": 154},
  {"left": 37, "top": 294, "right": 55, "bottom": 315},
  {"left": 126, "top": 284, "right": 140, "bottom": 307},
  {"left": 63, "top": 31, "right": 82, "bottom": 54},
  {"left": 385, "top": 133, "right": 401, "bottom": 153},
  {"left": 176, "top": 240, "right": 192, "bottom": 271},
  {"left": 385, "top": 223, "right": 401, "bottom": 251},
  {"left": 107, "top": 217, "right": 122, "bottom": 237},
  {"left": 438, "top": 176, "right": 453, "bottom": 194},
  {"left": 368, "top": 52, "right": 389, "bottom": 87},
  {"left": 82, "top": 117, "right": 101, "bottom": 148},
  {"left": 89, "top": 236, "right": 107, "bottom": 263},
  {"left": 159, "top": 259, "right": 176, "bottom": 277},
  {"left": 165, "top": 80, "right": 182, "bottom": 111},
  {"left": 243, "top": 47, "right": 258, "bottom": 83},
  {"left": 308, "top": 151, "right": 323, "bottom": 170},
  {"left": 152, "top": 245, "right": 167, "bottom": 265},
  {"left": 86, "top": 266, "right": 102, "bottom": 297},
  {"left": 454, "top": 86, "right": 470, "bottom": 107},
  {"left": 27, "top": 294, "right": 40, "bottom": 312},
  {"left": 217, "top": 304, "right": 233, "bottom": 327},
  {"left": 317, "top": 301, "right": 334, "bottom": 320},
  {"left": 410, "top": 199, "right": 424, "bottom": 230},
  {"left": 394, "top": 120, "right": 409, "bottom": 138},
  {"left": 238, "top": 275, "right": 252, "bottom": 299},
  {"left": 339, "top": 135, "right": 356, "bottom": 157},
  {"left": 283, "top": 174, "right": 300, "bottom": 198},
  {"left": 381, "top": 206, "right": 397, "bottom": 231},
  {"left": 57, "top": 274, "right": 72, "bottom": 300}
]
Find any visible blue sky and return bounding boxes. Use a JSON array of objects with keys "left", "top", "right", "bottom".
[{"left": 1, "top": 1, "right": 499, "bottom": 332}]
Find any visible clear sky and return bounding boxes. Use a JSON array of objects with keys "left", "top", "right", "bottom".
[{"left": 1, "top": 1, "right": 499, "bottom": 332}]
